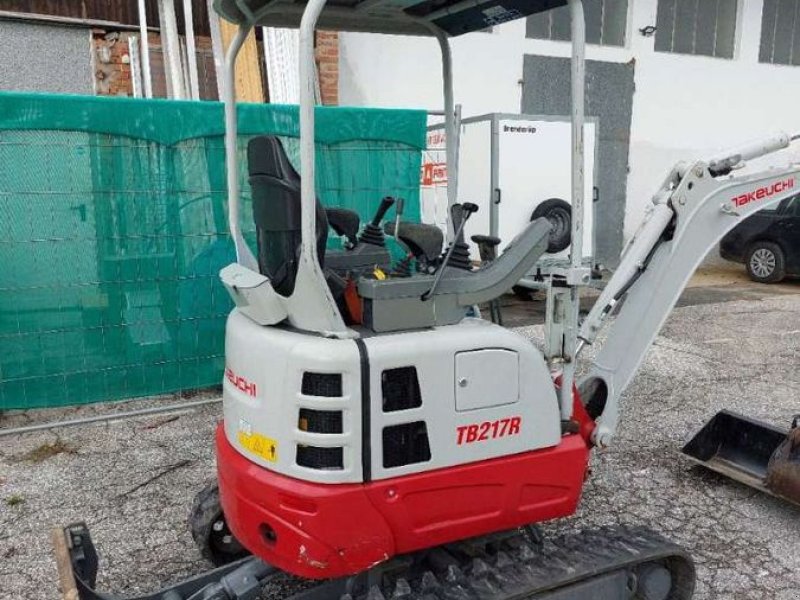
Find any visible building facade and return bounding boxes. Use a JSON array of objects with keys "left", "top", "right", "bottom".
[
  {"left": 339, "top": 0, "right": 800, "bottom": 265},
  {"left": 0, "top": 1, "right": 339, "bottom": 105}
]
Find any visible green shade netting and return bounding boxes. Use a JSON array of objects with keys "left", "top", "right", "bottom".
[{"left": 0, "top": 92, "right": 426, "bottom": 409}]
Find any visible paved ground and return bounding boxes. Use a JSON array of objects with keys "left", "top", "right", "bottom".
[{"left": 1, "top": 267, "right": 798, "bottom": 599}]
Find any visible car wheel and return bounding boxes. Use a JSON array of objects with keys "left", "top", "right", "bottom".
[
  {"left": 531, "top": 198, "right": 572, "bottom": 254},
  {"left": 745, "top": 241, "right": 786, "bottom": 283}
]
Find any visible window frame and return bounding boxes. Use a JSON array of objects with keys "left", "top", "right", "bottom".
[
  {"left": 525, "top": 0, "right": 632, "bottom": 49},
  {"left": 653, "top": 0, "right": 742, "bottom": 60},
  {"left": 759, "top": 0, "right": 800, "bottom": 66}
]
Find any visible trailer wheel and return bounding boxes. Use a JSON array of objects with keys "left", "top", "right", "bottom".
[
  {"left": 745, "top": 241, "right": 785, "bottom": 283},
  {"left": 189, "top": 480, "right": 249, "bottom": 566},
  {"left": 512, "top": 285, "right": 535, "bottom": 301},
  {"left": 531, "top": 198, "right": 572, "bottom": 254}
]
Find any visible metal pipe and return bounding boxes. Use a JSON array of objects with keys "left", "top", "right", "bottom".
[
  {"left": 708, "top": 132, "right": 792, "bottom": 175},
  {"left": 0, "top": 9, "right": 157, "bottom": 32},
  {"left": 128, "top": 35, "right": 143, "bottom": 98},
  {"left": 0, "top": 398, "right": 221, "bottom": 438},
  {"left": 298, "top": 0, "right": 329, "bottom": 285},
  {"left": 136, "top": 0, "right": 153, "bottom": 98},
  {"left": 569, "top": 1, "right": 585, "bottom": 272},
  {"left": 206, "top": 0, "right": 226, "bottom": 100},
  {"left": 424, "top": 25, "right": 457, "bottom": 241},
  {"left": 224, "top": 24, "right": 259, "bottom": 270},
  {"left": 157, "top": 0, "right": 186, "bottom": 98},
  {"left": 183, "top": 0, "right": 201, "bottom": 99},
  {"left": 453, "top": 102, "right": 462, "bottom": 204},
  {"left": 558, "top": 0, "right": 585, "bottom": 422},
  {"left": 489, "top": 114, "right": 500, "bottom": 238}
]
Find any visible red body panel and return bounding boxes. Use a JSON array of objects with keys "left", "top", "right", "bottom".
[{"left": 216, "top": 425, "right": 590, "bottom": 580}]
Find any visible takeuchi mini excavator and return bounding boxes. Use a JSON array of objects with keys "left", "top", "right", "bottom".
[{"left": 57, "top": 1, "right": 800, "bottom": 599}]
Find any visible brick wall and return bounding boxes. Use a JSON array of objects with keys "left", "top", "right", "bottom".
[
  {"left": 93, "top": 31, "right": 134, "bottom": 96},
  {"left": 93, "top": 30, "right": 217, "bottom": 99},
  {"left": 92, "top": 30, "right": 337, "bottom": 104},
  {"left": 315, "top": 31, "right": 339, "bottom": 106}
]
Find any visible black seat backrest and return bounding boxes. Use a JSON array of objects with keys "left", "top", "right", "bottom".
[{"left": 247, "top": 136, "right": 328, "bottom": 296}]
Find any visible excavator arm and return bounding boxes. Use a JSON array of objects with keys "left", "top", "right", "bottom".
[{"left": 578, "top": 133, "right": 800, "bottom": 447}]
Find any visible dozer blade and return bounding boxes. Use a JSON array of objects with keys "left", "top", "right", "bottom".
[
  {"left": 682, "top": 410, "right": 800, "bottom": 506},
  {"left": 54, "top": 522, "right": 275, "bottom": 600}
]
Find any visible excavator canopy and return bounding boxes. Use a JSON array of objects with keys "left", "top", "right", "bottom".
[{"left": 214, "top": 0, "right": 569, "bottom": 37}]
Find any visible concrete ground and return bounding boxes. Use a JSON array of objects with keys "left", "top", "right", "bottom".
[{"left": 1, "top": 266, "right": 798, "bottom": 600}]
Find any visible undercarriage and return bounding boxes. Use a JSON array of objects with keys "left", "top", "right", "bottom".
[{"left": 58, "top": 520, "right": 695, "bottom": 600}]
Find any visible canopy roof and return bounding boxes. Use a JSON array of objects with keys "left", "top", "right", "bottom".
[{"left": 214, "top": 0, "right": 569, "bottom": 36}]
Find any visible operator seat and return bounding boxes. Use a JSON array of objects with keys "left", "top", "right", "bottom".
[{"left": 247, "top": 136, "right": 328, "bottom": 297}]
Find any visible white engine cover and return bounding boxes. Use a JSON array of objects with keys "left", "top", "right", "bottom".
[{"left": 223, "top": 310, "right": 561, "bottom": 484}]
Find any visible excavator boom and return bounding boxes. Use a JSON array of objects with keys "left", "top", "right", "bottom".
[{"left": 577, "top": 135, "right": 800, "bottom": 447}]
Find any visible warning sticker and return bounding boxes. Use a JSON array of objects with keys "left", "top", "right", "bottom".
[{"left": 238, "top": 429, "right": 278, "bottom": 463}]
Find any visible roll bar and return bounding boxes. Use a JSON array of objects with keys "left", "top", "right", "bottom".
[
  {"left": 220, "top": 3, "right": 473, "bottom": 336},
  {"left": 559, "top": 0, "right": 586, "bottom": 420},
  {"left": 218, "top": 0, "right": 588, "bottom": 370}
]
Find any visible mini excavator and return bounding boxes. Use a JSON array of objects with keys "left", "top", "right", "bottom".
[{"left": 57, "top": 1, "right": 800, "bottom": 599}]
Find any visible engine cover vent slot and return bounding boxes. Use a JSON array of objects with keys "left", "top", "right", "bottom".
[
  {"left": 296, "top": 445, "right": 344, "bottom": 470},
  {"left": 383, "top": 421, "right": 431, "bottom": 468},
  {"left": 382, "top": 367, "right": 422, "bottom": 412},
  {"left": 299, "top": 409, "right": 343, "bottom": 434},
  {"left": 302, "top": 372, "right": 343, "bottom": 397}
]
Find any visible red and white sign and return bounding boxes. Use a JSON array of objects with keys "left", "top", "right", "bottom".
[{"left": 421, "top": 162, "right": 448, "bottom": 186}]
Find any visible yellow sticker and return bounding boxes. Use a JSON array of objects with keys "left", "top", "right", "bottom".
[{"left": 238, "top": 430, "right": 278, "bottom": 463}]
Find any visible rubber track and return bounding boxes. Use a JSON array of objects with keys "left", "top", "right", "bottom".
[{"left": 335, "top": 525, "right": 696, "bottom": 600}]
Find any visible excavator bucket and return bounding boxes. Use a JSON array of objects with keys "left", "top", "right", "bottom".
[{"left": 682, "top": 410, "right": 800, "bottom": 506}]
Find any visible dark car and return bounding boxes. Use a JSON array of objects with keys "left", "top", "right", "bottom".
[{"left": 720, "top": 195, "right": 800, "bottom": 283}]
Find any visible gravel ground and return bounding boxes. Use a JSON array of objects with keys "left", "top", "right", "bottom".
[{"left": 1, "top": 277, "right": 798, "bottom": 600}]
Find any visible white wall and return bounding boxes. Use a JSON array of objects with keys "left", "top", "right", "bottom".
[{"left": 339, "top": 0, "right": 800, "bottom": 251}]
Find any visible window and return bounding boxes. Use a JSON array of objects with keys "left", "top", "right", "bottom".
[
  {"left": 775, "top": 195, "right": 800, "bottom": 214},
  {"left": 526, "top": 0, "right": 629, "bottom": 47},
  {"left": 382, "top": 367, "right": 422, "bottom": 412},
  {"left": 786, "top": 195, "right": 800, "bottom": 215},
  {"left": 655, "top": 0, "right": 738, "bottom": 59},
  {"left": 760, "top": 0, "right": 800, "bottom": 65}
]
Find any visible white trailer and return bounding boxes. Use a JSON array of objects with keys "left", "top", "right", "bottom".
[{"left": 422, "top": 113, "right": 597, "bottom": 270}]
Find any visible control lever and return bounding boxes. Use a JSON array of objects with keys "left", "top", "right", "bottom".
[
  {"left": 359, "top": 196, "right": 396, "bottom": 247},
  {"left": 325, "top": 208, "right": 360, "bottom": 249},
  {"left": 421, "top": 203, "right": 478, "bottom": 301},
  {"left": 392, "top": 198, "right": 405, "bottom": 244}
]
